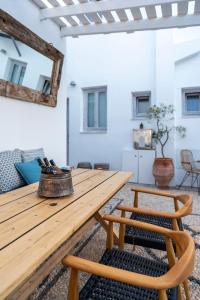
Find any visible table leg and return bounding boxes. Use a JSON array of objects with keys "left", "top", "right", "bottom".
[{"left": 94, "top": 212, "right": 119, "bottom": 245}]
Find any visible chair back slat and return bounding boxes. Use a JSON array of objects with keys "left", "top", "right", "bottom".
[{"left": 181, "top": 149, "right": 194, "bottom": 171}]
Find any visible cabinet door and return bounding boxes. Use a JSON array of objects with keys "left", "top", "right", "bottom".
[
  {"left": 122, "top": 150, "right": 138, "bottom": 182},
  {"left": 138, "top": 150, "right": 155, "bottom": 184}
]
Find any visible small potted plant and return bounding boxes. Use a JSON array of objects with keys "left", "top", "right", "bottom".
[{"left": 147, "top": 104, "right": 186, "bottom": 188}]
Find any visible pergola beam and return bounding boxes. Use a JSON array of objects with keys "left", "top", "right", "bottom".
[
  {"left": 41, "top": 0, "right": 190, "bottom": 20},
  {"left": 61, "top": 14, "right": 200, "bottom": 37}
]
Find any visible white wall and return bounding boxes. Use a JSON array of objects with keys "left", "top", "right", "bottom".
[
  {"left": 175, "top": 42, "right": 200, "bottom": 185},
  {"left": 67, "top": 32, "right": 156, "bottom": 170},
  {"left": 0, "top": 0, "right": 67, "bottom": 166},
  {"left": 67, "top": 27, "right": 200, "bottom": 185}
]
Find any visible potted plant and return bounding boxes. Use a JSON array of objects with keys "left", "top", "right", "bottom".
[{"left": 147, "top": 104, "right": 186, "bottom": 188}]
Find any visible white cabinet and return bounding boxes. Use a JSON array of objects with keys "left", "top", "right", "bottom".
[{"left": 122, "top": 149, "right": 156, "bottom": 184}]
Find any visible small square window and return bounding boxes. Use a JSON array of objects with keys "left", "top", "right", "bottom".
[
  {"left": 37, "top": 75, "right": 51, "bottom": 95},
  {"left": 132, "top": 92, "right": 151, "bottom": 118},
  {"left": 183, "top": 89, "right": 200, "bottom": 116}
]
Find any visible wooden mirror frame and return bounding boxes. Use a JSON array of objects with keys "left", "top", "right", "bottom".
[{"left": 0, "top": 9, "right": 64, "bottom": 107}]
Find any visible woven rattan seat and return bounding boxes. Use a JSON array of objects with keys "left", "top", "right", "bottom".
[
  {"left": 80, "top": 249, "right": 177, "bottom": 300},
  {"left": 117, "top": 187, "right": 191, "bottom": 251},
  {"left": 125, "top": 213, "right": 179, "bottom": 250}
]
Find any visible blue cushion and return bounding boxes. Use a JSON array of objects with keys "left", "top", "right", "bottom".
[{"left": 15, "top": 160, "right": 41, "bottom": 184}]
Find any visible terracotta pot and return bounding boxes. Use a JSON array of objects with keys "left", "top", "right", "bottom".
[{"left": 153, "top": 158, "right": 174, "bottom": 188}]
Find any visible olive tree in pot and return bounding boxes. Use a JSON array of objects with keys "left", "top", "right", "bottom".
[{"left": 147, "top": 104, "right": 186, "bottom": 188}]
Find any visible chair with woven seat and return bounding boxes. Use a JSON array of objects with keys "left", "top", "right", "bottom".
[
  {"left": 178, "top": 149, "right": 200, "bottom": 189},
  {"left": 63, "top": 215, "right": 195, "bottom": 300},
  {"left": 116, "top": 187, "right": 192, "bottom": 251}
]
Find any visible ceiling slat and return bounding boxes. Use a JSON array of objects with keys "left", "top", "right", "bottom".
[
  {"left": 145, "top": 5, "right": 157, "bottom": 19},
  {"left": 177, "top": 1, "right": 188, "bottom": 15},
  {"left": 130, "top": 7, "right": 142, "bottom": 20},
  {"left": 86, "top": 13, "right": 102, "bottom": 24},
  {"left": 161, "top": 3, "right": 172, "bottom": 17},
  {"left": 48, "top": 0, "right": 59, "bottom": 6},
  {"left": 53, "top": 17, "right": 67, "bottom": 26},
  {"left": 116, "top": 9, "right": 128, "bottom": 22},
  {"left": 76, "top": 14, "right": 90, "bottom": 25},
  {"left": 64, "top": 0, "right": 74, "bottom": 4},
  {"left": 65, "top": 16, "right": 79, "bottom": 26},
  {"left": 32, "top": 0, "right": 62, "bottom": 29},
  {"left": 194, "top": 0, "right": 200, "bottom": 14},
  {"left": 100, "top": 11, "right": 115, "bottom": 23},
  {"left": 32, "top": 0, "right": 46, "bottom": 8}
]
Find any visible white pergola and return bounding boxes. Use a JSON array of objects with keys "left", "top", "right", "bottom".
[{"left": 32, "top": 0, "right": 200, "bottom": 37}]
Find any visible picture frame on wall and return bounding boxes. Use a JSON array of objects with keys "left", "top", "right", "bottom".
[{"left": 133, "top": 129, "right": 153, "bottom": 150}]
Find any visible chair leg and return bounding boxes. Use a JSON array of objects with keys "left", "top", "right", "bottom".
[
  {"left": 191, "top": 173, "right": 198, "bottom": 188},
  {"left": 68, "top": 268, "right": 79, "bottom": 300},
  {"left": 191, "top": 173, "right": 195, "bottom": 188},
  {"left": 178, "top": 172, "right": 190, "bottom": 189},
  {"left": 183, "top": 279, "right": 191, "bottom": 300},
  {"left": 158, "top": 289, "right": 168, "bottom": 300},
  {"left": 197, "top": 175, "right": 200, "bottom": 195}
]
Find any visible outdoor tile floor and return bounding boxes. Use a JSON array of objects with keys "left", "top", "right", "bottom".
[{"left": 30, "top": 184, "right": 200, "bottom": 300}]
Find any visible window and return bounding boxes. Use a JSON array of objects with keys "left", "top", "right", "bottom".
[
  {"left": 132, "top": 92, "right": 151, "bottom": 118},
  {"left": 83, "top": 87, "right": 107, "bottom": 131},
  {"left": 7, "top": 59, "right": 27, "bottom": 85},
  {"left": 183, "top": 89, "right": 200, "bottom": 115},
  {"left": 37, "top": 75, "right": 51, "bottom": 95}
]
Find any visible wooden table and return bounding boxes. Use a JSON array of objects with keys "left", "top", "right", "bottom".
[{"left": 0, "top": 169, "right": 132, "bottom": 300}]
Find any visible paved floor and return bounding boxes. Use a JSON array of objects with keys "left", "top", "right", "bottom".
[{"left": 30, "top": 184, "right": 200, "bottom": 300}]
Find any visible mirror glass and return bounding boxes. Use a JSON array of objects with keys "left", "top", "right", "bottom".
[{"left": 0, "top": 31, "right": 54, "bottom": 95}]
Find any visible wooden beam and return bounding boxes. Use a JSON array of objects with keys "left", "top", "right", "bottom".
[
  {"left": 61, "top": 14, "right": 200, "bottom": 37},
  {"left": 40, "top": 0, "right": 190, "bottom": 20}
]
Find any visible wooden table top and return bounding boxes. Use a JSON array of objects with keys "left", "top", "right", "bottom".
[{"left": 0, "top": 168, "right": 132, "bottom": 299}]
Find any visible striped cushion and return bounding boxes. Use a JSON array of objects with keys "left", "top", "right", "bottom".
[
  {"left": 21, "top": 148, "right": 45, "bottom": 162},
  {"left": 0, "top": 149, "right": 25, "bottom": 192}
]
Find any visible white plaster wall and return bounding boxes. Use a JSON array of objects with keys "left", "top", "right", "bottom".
[
  {"left": 0, "top": 0, "right": 67, "bottom": 166},
  {"left": 175, "top": 49, "right": 200, "bottom": 185},
  {"left": 67, "top": 32, "right": 156, "bottom": 170},
  {"left": 67, "top": 27, "right": 200, "bottom": 186}
]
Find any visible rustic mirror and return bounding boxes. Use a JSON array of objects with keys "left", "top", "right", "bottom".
[{"left": 0, "top": 9, "right": 64, "bottom": 107}]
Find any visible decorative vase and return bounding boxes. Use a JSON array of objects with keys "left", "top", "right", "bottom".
[{"left": 153, "top": 158, "right": 174, "bottom": 188}]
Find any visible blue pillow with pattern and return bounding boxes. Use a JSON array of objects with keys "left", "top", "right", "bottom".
[{"left": 0, "top": 149, "right": 25, "bottom": 192}]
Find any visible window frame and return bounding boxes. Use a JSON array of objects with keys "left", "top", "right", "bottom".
[
  {"left": 7, "top": 59, "right": 27, "bottom": 85},
  {"left": 182, "top": 87, "right": 200, "bottom": 116},
  {"left": 37, "top": 75, "right": 51, "bottom": 95},
  {"left": 132, "top": 91, "right": 151, "bottom": 119},
  {"left": 83, "top": 86, "right": 107, "bottom": 132}
]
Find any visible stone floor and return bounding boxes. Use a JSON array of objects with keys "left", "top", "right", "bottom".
[{"left": 29, "top": 184, "right": 200, "bottom": 300}]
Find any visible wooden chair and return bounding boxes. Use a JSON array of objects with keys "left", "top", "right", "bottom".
[
  {"left": 63, "top": 215, "right": 195, "bottom": 300},
  {"left": 116, "top": 186, "right": 192, "bottom": 251}
]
